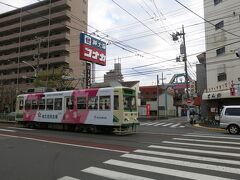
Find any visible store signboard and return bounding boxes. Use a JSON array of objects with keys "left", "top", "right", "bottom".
[
  {"left": 86, "top": 63, "right": 91, "bottom": 88},
  {"left": 80, "top": 33, "right": 106, "bottom": 66}
]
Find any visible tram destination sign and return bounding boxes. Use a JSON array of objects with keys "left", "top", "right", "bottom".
[{"left": 80, "top": 33, "right": 106, "bottom": 66}]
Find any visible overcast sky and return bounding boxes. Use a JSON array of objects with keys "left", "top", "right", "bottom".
[{"left": 0, "top": 0, "right": 205, "bottom": 85}]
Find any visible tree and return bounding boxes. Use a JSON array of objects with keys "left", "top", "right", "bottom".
[{"left": 33, "top": 66, "right": 74, "bottom": 90}]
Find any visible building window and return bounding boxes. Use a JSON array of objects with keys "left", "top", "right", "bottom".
[
  {"left": 217, "top": 73, "right": 227, "bottom": 81},
  {"left": 214, "top": 0, "right": 222, "bottom": 5},
  {"left": 215, "top": 21, "right": 224, "bottom": 30},
  {"left": 216, "top": 47, "right": 225, "bottom": 56}
]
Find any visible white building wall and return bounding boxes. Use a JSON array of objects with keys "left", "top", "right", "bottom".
[{"left": 204, "top": 0, "right": 240, "bottom": 92}]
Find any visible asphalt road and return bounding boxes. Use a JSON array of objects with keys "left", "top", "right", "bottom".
[{"left": 0, "top": 117, "right": 240, "bottom": 180}]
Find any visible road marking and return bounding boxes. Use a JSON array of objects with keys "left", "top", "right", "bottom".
[
  {"left": 57, "top": 176, "right": 80, "bottom": 180},
  {"left": 104, "top": 159, "right": 232, "bottom": 180},
  {"left": 134, "top": 149, "right": 240, "bottom": 165},
  {"left": 0, "top": 128, "right": 16, "bottom": 132},
  {"left": 145, "top": 122, "right": 159, "bottom": 126},
  {"left": 170, "top": 123, "right": 181, "bottom": 128},
  {"left": 183, "top": 134, "right": 240, "bottom": 140},
  {"left": 121, "top": 153, "right": 240, "bottom": 175},
  {"left": 140, "top": 123, "right": 150, "bottom": 125},
  {"left": 174, "top": 138, "right": 240, "bottom": 145},
  {"left": 149, "top": 145, "right": 240, "bottom": 157},
  {"left": 153, "top": 122, "right": 165, "bottom": 126},
  {"left": 8, "top": 127, "right": 34, "bottom": 131},
  {"left": 162, "top": 123, "right": 173, "bottom": 127},
  {"left": 0, "top": 133, "right": 130, "bottom": 154},
  {"left": 82, "top": 167, "right": 155, "bottom": 180},
  {"left": 180, "top": 126, "right": 185, "bottom": 128},
  {"left": 163, "top": 141, "right": 240, "bottom": 150}
]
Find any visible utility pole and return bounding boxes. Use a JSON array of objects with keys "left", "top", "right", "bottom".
[
  {"left": 172, "top": 25, "right": 190, "bottom": 119},
  {"left": 162, "top": 72, "right": 168, "bottom": 118},
  {"left": 172, "top": 25, "right": 189, "bottom": 99},
  {"left": 182, "top": 26, "right": 189, "bottom": 99},
  {"left": 16, "top": 8, "right": 22, "bottom": 94},
  {"left": 46, "top": 0, "right": 52, "bottom": 89},
  {"left": 34, "top": 37, "right": 45, "bottom": 79},
  {"left": 157, "top": 75, "right": 159, "bottom": 119}
]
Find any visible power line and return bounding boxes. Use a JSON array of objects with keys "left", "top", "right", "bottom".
[
  {"left": 174, "top": 0, "right": 240, "bottom": 38},
  {"left": 111, "top": 0, "right": 170, "bottom": 44}
]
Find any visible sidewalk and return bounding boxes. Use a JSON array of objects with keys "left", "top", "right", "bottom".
[
  {"left": 193, "top": 123, "right": 224, "bottom": 131},
  {"left": 138, "top": 116, "right": 187, "bottom": 121}
]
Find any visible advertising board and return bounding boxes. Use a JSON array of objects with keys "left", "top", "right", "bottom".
[{"left": 80, "top": 33, "right": 106, "bottom": 66}]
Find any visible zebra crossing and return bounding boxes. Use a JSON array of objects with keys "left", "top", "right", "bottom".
[
  {"left": 81, "top": 133, "right": 240, "bottom": 180},
  {"left": 140, "top": 121, "right": 185, "bottom": 128},
  {"left": 0, "top": 127, "right": 34, "bottom": 132}
]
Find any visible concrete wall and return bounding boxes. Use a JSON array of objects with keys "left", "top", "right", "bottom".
[{"left": 204, "top": 0, "right": 240, "bottom": 92}]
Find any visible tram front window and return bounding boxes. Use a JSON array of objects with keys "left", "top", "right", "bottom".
[{"left": 123, "top": 96, "right": 136, "bottom": 112}]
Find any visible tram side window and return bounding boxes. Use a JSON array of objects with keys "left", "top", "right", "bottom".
[
  {"left": 25, "top": 100, "right": 31, "bottom": 110},
  {"left": 46, "top": 99, "right": 54, "bottom": 110},
  {"left": 88, "top": 96, "right": 98, "bottom": 110},
  {"left": 54, "top": 98, "right": 62, "bottom": 110},
  {"left": 19, "top": 100, "right": 24, "bottom": 110},
  {"left": 66, "top": 97, "right": 74, "bottom": 110},
  {"left": 99, "top": 96, "right": 111, "bottom": 110},
  {"left": 32, "top": 100, "right": 38, "bottom": 110},
  {"left": 77, "top": 97, "right": 86, "bottom": 109},
  {"left": 39, "top": 99, "right": 45, "bottom": 110},
  {"left": 114, "top": 95, "right": 119, "bottom": 110}
]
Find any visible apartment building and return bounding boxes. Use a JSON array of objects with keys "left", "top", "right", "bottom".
[
  {"left": 0, "top": 0, "right": 88, "bottom": 92},
  {"left": 202, "top": 0, "right": 240, "bottom": 116}
]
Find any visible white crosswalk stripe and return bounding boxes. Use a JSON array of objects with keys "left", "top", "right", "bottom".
[
  {"left": 140, "top": 122, "right": 185, "bottom": 128},
  {"left": 153, "top": 122, "right": 165, "bottom": 126},
  {"left": 104, "top": 159, "right": 231, "bottom": 180},
  {"left": 162, "top": 141, "right": 240, "bottom": 150},
  {"left": 81, "top": 133, "right": 240, "bottom": 180},
  {"left": 134, "top": 149, "right": 240, "bottom": 165},
  {"left": 162, "top": 123, "right": 173, "bottom": 127},
  {"left": 170, "top": 123, "right": 180, "bottom": 128},
  {"left": 7, "top": 127, "right": 34, "bottom": 131},
  {"left": 0, "top": 128, "right": 16, "bottom": 132},
  {"left": 57, "top": 176, "right": 80, "bottom": 180},
  {"left": 121, "top": 153, "right": 240, "bottom": 175},
  {"left": 173, "top": 137, "right": 240, "bottom": 145},
  {"left": 82, "top": 167, "right": 155, "bottom": 180}
]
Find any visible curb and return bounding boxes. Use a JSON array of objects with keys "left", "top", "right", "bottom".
[{"left": 193, "top": 123, "right": 225, "bottom": 131}]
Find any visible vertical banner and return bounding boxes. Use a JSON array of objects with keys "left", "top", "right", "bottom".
[
  {"left": 86, "top": 63, "right": 91, "bottom": 88},
  {"left": 146, "top": 104, "right": 150, "bottom": 118}
]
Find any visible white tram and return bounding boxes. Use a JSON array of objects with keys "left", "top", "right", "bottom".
[{"left": 15, "top": 87, "right": 139, "bottom": 134}]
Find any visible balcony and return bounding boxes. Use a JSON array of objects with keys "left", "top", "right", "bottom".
[
  {"left": 0, "top": 10, "right": 70, "bottom": 34},
  {"left": 0, "top": 33, "right": 70, "bottom": 51},
  {"left": 0, "top": 22, "right": 69, "bottom": 42},
  {"left": 0, "top": 0, "right": 70, "bottom": 24}
]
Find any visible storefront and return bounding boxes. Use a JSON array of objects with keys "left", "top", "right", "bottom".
[{"left": 202, "top": 90, "right": 240, "bottom": 118}]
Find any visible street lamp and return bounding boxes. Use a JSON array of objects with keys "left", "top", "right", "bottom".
[{"left": 22, "top": 61, "right": 37, "bottom": 78}]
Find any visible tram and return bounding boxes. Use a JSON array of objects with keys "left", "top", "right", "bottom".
[{"left": 15, "top": 87, "right": 139, "bottom": 135}]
